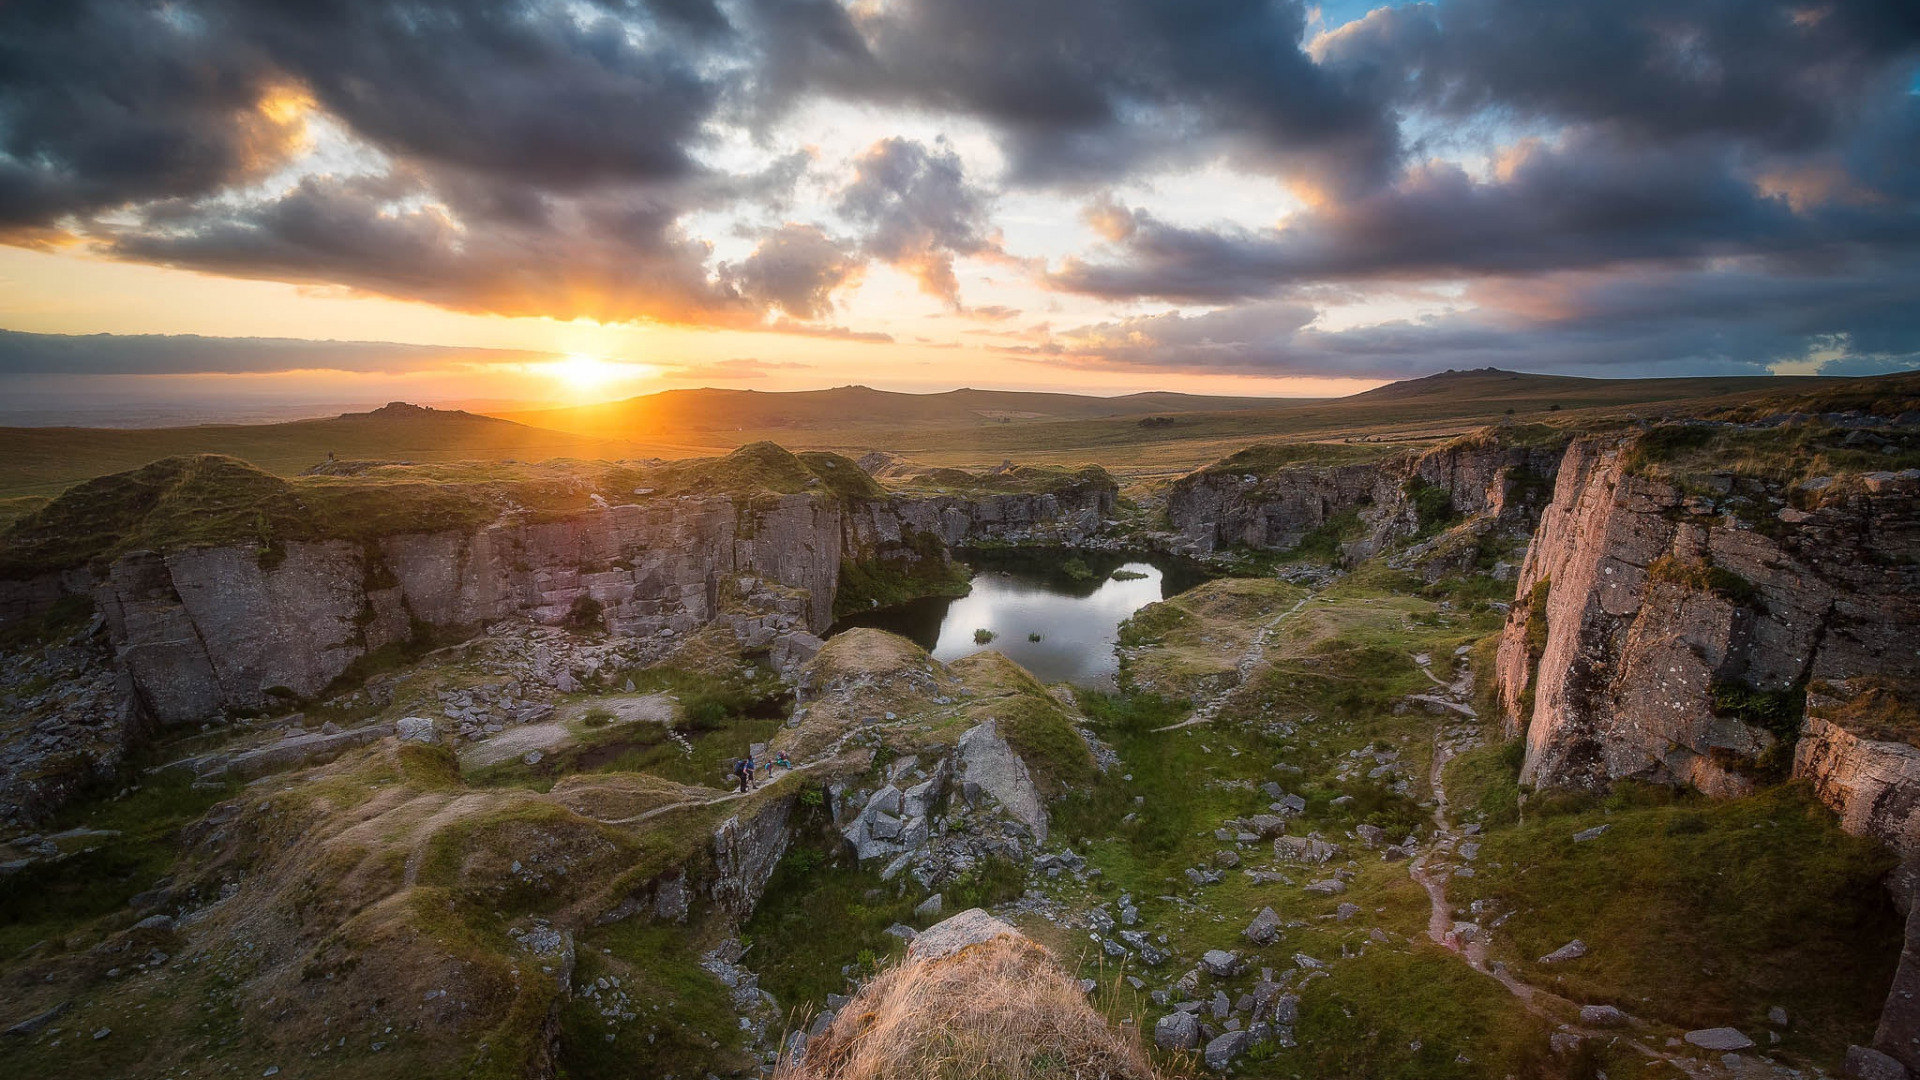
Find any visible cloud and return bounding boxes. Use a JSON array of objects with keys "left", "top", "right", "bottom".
[
  {"left": 105, "top": 169, "right": 754, "bottom": 326},
  {"left": 724, "top": 224, "right": 864, "bottom": 320},
  {"left": 837, "top": 137, "right": 999, "bottom": 306},
  {"left": 1048, "top": 126, "right": 1916, "bottom": 302},
  {"left": 754, "top": 0, "right": 1401, "bottom": 189},
  {"left": 660, "top": 357, "right": 813, "bottom": 381},
  {"left": 1025, "top": 258, "right": 1920, "bottom": 380},
  {"left": 3, "top": 0, "right": 1919, "bottom": 379},
  {"left": 766, "top": 319, "right": 894, "bottom": 343},
  {"left": 0, "top": 327, "right": 557, "bottom": 376},
  {"left": 1315, "top": 0, "right": 1920, "bottom": 155}
]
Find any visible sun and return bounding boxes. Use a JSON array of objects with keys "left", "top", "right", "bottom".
[{"left": 547, "top": 354, "right": 655, "bottom": 396}]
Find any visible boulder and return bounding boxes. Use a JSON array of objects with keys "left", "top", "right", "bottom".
[
  {"left": 1199, "top": 949, "right": 1242, "bottom": 977},
  {"left": 1155, "top": 1010, "right": 1201, "bottom": 1051},
  {"left": 1847, "top": 1046, "right": 1912, "bottom": 1080},
  {"left": 1684, "top": 1027, "right": 1754, "bottom": 1051},
  {"left": 1243, "top": 907, "right": 1282, "bottom": 946},
  {"left": 957, "top": 720, "right": 1048, "bottom": 845},
  {"left": 1205, "top": 1029, "right": 1252, "bottom": 1071},
  {"left": 1274, "top": 836, "right": 1342, "bottom": 864},
  {"left": 907, "top": 908, "right": 1021, "bottom": 962},
  {"left": 395, "top": 716, "right": 438, "bottom": 743}
]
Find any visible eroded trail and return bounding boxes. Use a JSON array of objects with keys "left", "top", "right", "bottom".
[
  {"left": 1152, "top": 593, "right": 1314, "bottom": 732},
  {"left": 1412, "top": 703, "right": 1721, "bottom": 1077}
]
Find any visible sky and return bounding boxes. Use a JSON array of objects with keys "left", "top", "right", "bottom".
[{"left": 1, "top": 0, "right": 1917, "bottom": 416}]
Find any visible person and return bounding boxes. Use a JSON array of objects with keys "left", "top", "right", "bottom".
[
  {"left": 733, "top": 758, "right": 752, "bottom": 793},
  {"left": 774, "top": 751, "right": 792, "bottom": 771}
]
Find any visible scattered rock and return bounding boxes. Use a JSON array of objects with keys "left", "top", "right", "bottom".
[
  {"left": 1243, "top": 907, "right": 1282, "bottom": 946},
  {"left": 1684, "top": 1027, "right": 1754, "bottom": 1051},
  {"left": 1538, "top": 939, "right": 1587, "bottom": 964},
  {"left": 1579, "top": 1005, "right": 1629, "bottom": 1028},
  {"left": 1572, "top": 825, "right": 1610, "bottom": 843},
  {"left": 1199, "top": 950, "right": 1242, "bottom": 977},
  {"left": 1155, "top": 1010, "right": 1201, "bottom": 1051},
  {"left": 1845, "top": 1045, "right": 1911, "bottom": 1080},
  {"left": 395, "top": 716, "right": 438, "bottom": 743},
  {"left": 915, "top": 893, "right": 944, "bottom": 920},
  {"left": 3, "top": 1000, "right": 69, "bottom": 1038},
  {"left": 1205, "top": 1029, "right": 1252, "bottom": 1071}
]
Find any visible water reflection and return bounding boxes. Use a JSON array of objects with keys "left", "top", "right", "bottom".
[{"left": 833, "top": 553, "right": 1196, "bottom": 687}]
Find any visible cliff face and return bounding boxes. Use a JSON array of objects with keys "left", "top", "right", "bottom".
[
  {"left": 1495, "top": 437, "right": 1920, "bottom": 797},
  {"left": 1165, "top": 432, "right": 1563, "bottom": 562},
  {"left": 11, "top": 483, "right": 1110, "bottom": 727}
]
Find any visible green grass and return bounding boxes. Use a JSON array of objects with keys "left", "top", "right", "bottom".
[
  {"left": 1625, "top": 421, "right": 1920, "bottom": 488},
  {"left": 1445, "top": 736, "right": 1526, "bottom": 828},
  {"left": 468, "top": 668, "right": 790, "bottom": 791},
  {"left": 1256, "top": 947, "right": 1585, "bottom": 1080},
  {"left": 0, "top": 768, "right": 241, "bottom": 958},
  {"left": 834, "top": 528, "right": 972, "bottom": 619},
  {"left": 1283, "top": 508, "right": 1367, "bottom": 563},
  {"left": 1458, "top": 783, "right": 1901, "bottom": 1064},
  {"left": 743, "top": 796, "right": 1027, "bottom": 1012},
  {"left": 991, "top": 693, "right": 1098, "bottom": 796},
  {"left": 1647, "top": 554, "right": 1758, "bottom": 605},
  {"left": 562, "top": 919, "right": 754, "bottom": 1079}
]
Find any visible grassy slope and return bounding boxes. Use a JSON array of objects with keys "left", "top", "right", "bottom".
[
  {"left": 0, "top": 442, "right": 881, "bottom": 578},
  {"left": 0, "top": 371, "right": 1853, "bottom": 502},
  {"left": 496, "top": 371, "right": 1818, "bottom": 474},
  {"left": 1042, "top": 560, "right": 1899, "bottom": 1078},
  {"left": 0, "top": 404, "right": 680, "bottom": 500}
]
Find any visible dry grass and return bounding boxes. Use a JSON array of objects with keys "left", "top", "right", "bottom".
[{"left": 779, "top": 935, "right": 1162, "bottom": 1080}]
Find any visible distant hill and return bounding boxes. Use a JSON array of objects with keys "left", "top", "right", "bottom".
[
  {"left": 1347, "top": 368, "right": 1811, "bottom": 410},
  {"left": 494, "top": 385, "right": 1295, "bottom": 439},
  {"left": 0, "top": 369, "right": 1873, "bottom": 512},
  {"left": 0, "top": 402, "right": 681, "bottom": 502}
]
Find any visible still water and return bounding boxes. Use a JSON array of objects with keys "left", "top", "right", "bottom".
[{"left": 832, "top": 552, "right": 1200, "bottom": 687}]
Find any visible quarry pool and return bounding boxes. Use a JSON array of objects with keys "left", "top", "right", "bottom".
[{"left": 831, "top": 551, "right": 1203, "bottom": 686}]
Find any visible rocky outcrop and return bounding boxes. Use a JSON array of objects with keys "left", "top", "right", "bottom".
[
  {"left": 1496, "top": 436, "right": 1920, "bottom": 796},
  {"left": 1166, "top": 428, "right": 1564, "bottom": 564},
  {"left": 836, "top": 720, "right": 1052, "bottom": 886},
  {"left": 712, "top": 793, "right": 796, "bottom": 921},
  {"left": 956, "top": 719, "right": 1049, "bottom": 846},
  {"left": 1796, "top": 701, "right": 1920, "bottom": 859}
]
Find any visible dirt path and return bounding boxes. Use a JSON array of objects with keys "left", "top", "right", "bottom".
[
  {"left": 1153, "top": 593, "right": 1314, "bottom": 732},
  {"left": 1412, "top": 707, "right": 1724, "bottom": 1077}
]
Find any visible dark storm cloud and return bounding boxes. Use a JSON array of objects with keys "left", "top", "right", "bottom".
[
  {"left": 1317, "top": 0, "right": 1920, "bottom": 153},
  {"left": 0, "top": 1, "right": 284, "bottom": 233},
  {"left": 2, "top": 0, "right": 1919, "bottom": 377},
  {"left": 752, "top": 0, "right": 1400, "bottom": 188},
  {"left": 837, "top": 138, "right": 998, "bottom": 305},
  {"left": 1050, "top": 130, "right": 1867, "bottom": 302},
  {"left": 1033, "top": 258, "right": 1920, "bottom": 379},
  {"left": 218, "top": 0, "right": 729, "bottom": 188},
  {"left": 108, "top": 169, "right": 754, "bottom": 325}
]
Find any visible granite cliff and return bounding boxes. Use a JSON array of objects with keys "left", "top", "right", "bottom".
[
  {"left": 1165, "top": 425, "right": 1567, "bottom": 572},
  {"left": 1491, "top": 420, "right": 1920, "bottom": 1073},
  {"left": 0, "top": 446, "right": 1114, "bottom": 730}
]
